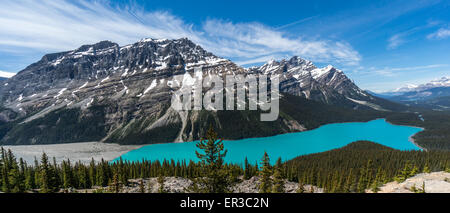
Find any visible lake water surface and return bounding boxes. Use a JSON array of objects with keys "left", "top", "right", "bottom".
[{"left": 115, "top": 119, "right": 423, "bottom": 165}]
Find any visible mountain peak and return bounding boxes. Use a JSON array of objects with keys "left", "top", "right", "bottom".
[
  {"left": 74, "top": 40, "right": 119, "bottom": 53},
  {"left": 310, "top": 65, "right": 339, "bottom": 79}
]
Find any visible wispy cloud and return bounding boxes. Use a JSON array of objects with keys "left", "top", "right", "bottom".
[
  {"left": 387, "top": 34, "right": 405, "bottom": 50},
  {"left": 427, "top": 27, "right": 450, "bottom": 39},
  {"left": 367, "top": 64, "right": 449, "bottom": 77},
  {"left": 202, "top": 20, "right": 361, "bottom": 66},
  {"left": 387, "top": 22, "right": 438, "bottom": 49},
  {"left": 0, "top": 0, "right": 361, "bottom": 70},
  {"left": 274, "top": 15, "right": 320, "bottom": 30}
]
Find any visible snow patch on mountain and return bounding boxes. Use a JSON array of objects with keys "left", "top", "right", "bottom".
[{"left": 346, "top": 97, "right": 388, "bottom": 111}]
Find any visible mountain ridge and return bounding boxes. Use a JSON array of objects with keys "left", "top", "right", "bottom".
[{"left": 0, "top": 38, "right": 404, "bottom": 145}]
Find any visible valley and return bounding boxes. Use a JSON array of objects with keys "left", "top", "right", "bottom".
[{"left": 0, "top": 38, "right": 449, "bottom": 194}]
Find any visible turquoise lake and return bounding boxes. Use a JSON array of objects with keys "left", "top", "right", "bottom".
[{"left": 114, "top": 119, "right": 423, "bottom": 165}]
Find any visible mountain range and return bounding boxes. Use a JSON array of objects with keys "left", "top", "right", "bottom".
[
  {"left": 375, "top": 77, "right": 450, "bottom": 111},
  {"left": 0, "top": 38, "right": 404, "bottom": 145}
]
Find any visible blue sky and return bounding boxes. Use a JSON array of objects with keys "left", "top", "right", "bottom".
[{"left": 0, "top": 0, "right": 449, "bottom": 92}]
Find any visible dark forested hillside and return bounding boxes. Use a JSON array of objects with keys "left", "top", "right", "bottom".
[
  {"left": 386, "top": 110, "right": 450, "bottom": 150},
  {"left": 285, "top": 141, "right": 450, "bottom": 192}
]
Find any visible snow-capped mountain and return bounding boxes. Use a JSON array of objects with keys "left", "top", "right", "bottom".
[
  {"left": 0, "top": 38, "right": 401, "bottom": 145},
  {"left": 390, "top": 77, "right": 450, "bottom": 94},
  {"left": 382, "top": 77, "right": 450, "bottom": 102},
  {"left": 249, "top": 57, "right": 395, "bottom": 111}
]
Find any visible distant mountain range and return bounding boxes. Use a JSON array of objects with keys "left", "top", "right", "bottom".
[
  {"left": 0, "top": 38, "right": 403, "bottom": 145},
  {"left": 374, "top": 77, "right": 450, "bottom": 110}
]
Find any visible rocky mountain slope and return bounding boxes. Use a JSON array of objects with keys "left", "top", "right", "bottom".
[{"left": 0, "top": 38, "right": 402, "bottom": 145}]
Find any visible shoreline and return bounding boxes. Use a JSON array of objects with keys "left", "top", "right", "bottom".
[
  {"left": 1, "top": 118, "right": 426, "bottom": 163},
  {"left": 2, "top": 142, "right": 144, "bottom": 164},
  {"left": 409, "top": 135, "right": 427, "bottom": 151},
  {"left": 384, "top": 119, "right": 426, "bottom": 151}
]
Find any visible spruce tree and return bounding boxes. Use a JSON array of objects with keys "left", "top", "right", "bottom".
[
  {"left": 272, "top": 157, "right": 285, "bottom": 193},
  {"left": 139, "top": 179, "right": 145, "bottom": 193},
  {"left": 410, "top": 165, "right": 419, "bottom": 177},
  {"left": 157, "top": 175, "right": 165, "bottom": 193},
  {"left": 110, "top": 172, "right": 121, "bottom": 193},
  {"left": 89, "top": 158, "right": 96, "bottom": 187},
  {"left": 33, "top": 157, "right": 40, "bottom": 189},
  {"left": 62, "top": 160, "right": 73, "bottom": 191},
  {"left": 342, "top": 168, "right": 354, "bottom": 193},
  {"left": 1, "top": 160, "right": 10, "bottom": 192},
  {"left": 194, "top": 126, "right": 229, "bottom": 193},
  {"left": 423, "top": 162, "right": 431, "bottom": 173},
  {"left": 39, "top": 153, "right": 58, "bottom": 193},
  {"left": 370, "top": 167, "right": 382, "bottom": 193},
  {"left": 296, "top": 179, "right": 305, "bottom": 193},
  {"left": 244, "top": 157, "right": 250, "bottom": 180},
  {"left": 9, "top": 160, "right": 25, "bottom": 193},
  {"left": 259, "top": 152, "right": 272, "bottom": 193},
  {"left": 25, "top": 168, "right": 35, "bottom": 191},
  {"left": 395, "top": 161, "right": 412, "bottom": 182}
]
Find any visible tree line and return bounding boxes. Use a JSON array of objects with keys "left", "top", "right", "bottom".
[{"left": 1, "top": 129, "right": 450, "bottom": 193}]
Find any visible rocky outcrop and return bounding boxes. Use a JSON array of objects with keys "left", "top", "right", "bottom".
[
  {"left": 88, "top": 176, "right": 323, "bottom": 193},
  {"left": 369, "top": 172, "right": 450, "bottom": 193}
]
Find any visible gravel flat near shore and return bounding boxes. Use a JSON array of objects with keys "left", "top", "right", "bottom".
[{"left": 2, "top": 142, "right": 143, "bottom": 164}]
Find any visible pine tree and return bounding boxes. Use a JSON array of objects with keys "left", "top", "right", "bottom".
[
  {"left": 33, "top": 157, "right": 40, "bottom": 189},
  {"left": 370, "top": 167, "right": 382, "bottom": 193},
  {"left": 423, "top": 162, "right": 431, "bottom": 173},
  {"left": 194, "top": 126, "right": 229, "bottom": 193},
  {"left": 259, "top": 152, "right": 272, "bottom": 193},
  {"left": 157, "top": 175, "right": 165, "bottom": 193},
  {"left": 410, "top": 165, "right": 419, "bottom": 177},
  {"left": 296, "top": 179, "right": 305, "bottom": 193},
  {"left": 39, "top": 153, "right": 58, "bottom": 193},
  {"left": 342, "top": 168, "right": 354, "bottom": 193},
  {"left": 62, "top": 160, "right": 73, "bottom": 192},
  {"left": 89, "top": 158, "right": 96, "bottom": 187},
  {"left": 139, "top": 179, "right": 145, "bottom": 193},
  {"left": 357, "top": 166, "right": 367, "bottom": 193},
  {"left": 395, "top": 161, "right": 412, "bottom": 182},
  {"left": 25, "top": 167, "right": 35, "bottom": 191},
  {"left": 110, "top": 172, "right": 121, "bottom": 193},
  {"left": 8, "top": 159, "right": 25, "bottom": 193},
  {"left": 272, "top": 157, "right": 285, "bottom": 193},
  {"left": 1, "top": 158, "right": 11, "bottom": 192},
  {"left": 243, "top": 157, "right": 251, "bottom": 180}
]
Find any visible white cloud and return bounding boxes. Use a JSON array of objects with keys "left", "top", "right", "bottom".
[
  {"left": 201, "top": 20, "right": 361, "bottom": 66},
  {"left": 427, "top": 27, "right": 450, "bottom": 39},
  {"left": 0, "top": 0, "right": 361, "bottom": 68},
  {"left": 387, "top": 34, "right": 405, "bottom": 50},
  {"left": 0, "top": 70, "right": 16, "bottom": 78},
  {"left": 387, "top": 23, "right": 437, "bottom": 50}
]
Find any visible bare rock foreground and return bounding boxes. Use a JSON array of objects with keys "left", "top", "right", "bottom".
[
  {"left": 82, "top": 176, "right": 323, "bottom": 193},
  {"left": 372, "top": 172, "right": 450, "bottom": 193}
]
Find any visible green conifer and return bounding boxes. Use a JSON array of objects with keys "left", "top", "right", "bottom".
[{"left": 259, "top": 152, "right": 272, "bottom": 193}]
